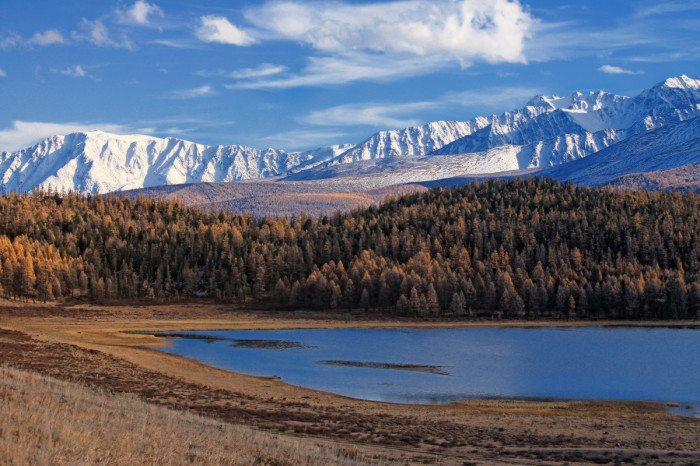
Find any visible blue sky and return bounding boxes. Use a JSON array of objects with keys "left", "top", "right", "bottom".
[{"left": 0, "top": 0, "right": 698, "bottom": 152}]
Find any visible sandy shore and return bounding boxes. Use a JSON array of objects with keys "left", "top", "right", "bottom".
[{"left": 1, "top": 301, "right": 699, "bottom": 465}]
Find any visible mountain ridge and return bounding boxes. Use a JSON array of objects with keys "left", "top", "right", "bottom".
[{"left": 1, "top": 74, "right": 698, "bottom": 195}]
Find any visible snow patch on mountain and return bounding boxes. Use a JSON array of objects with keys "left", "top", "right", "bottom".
[
  {"left": 433, "top": 75, "right": 700, "bottom": 171},
  {"left": 285, "top": 145, "right": 528, "bottom": 186},
  {"left": 329, "top": 120, "right": 489, "bottom": 164},
  {"left": 541, "top": 116, "right": 700, "bottom": 186},
  {"left": 0, "top": 131, "right": 351, "bottom": 194}
]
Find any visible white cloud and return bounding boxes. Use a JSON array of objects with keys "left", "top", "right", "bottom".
[
  {"left": 303, "top": 102, "right": 433, "bottom": 128},
  {"left": 627, "top": 49, "right": 700, "bottom": 63},
  {"left": 598, "top": 65, "right": 644, "bottom": 75},
  {"left": 635, "top": 1, "right": 700, "bottom": 18},
  {"left": 28, "top": 29, "right": 66, "bottom": 46},
  {"left": 444, "top": 86, "right": 542, "bottom": 108},
  {"left": 168, "top": 84, "right": 215, "bottom": 99},
  {"left": 0, "top": 121, "right": 127, "bottom": 153},
  {"left": 260, "top": 129, "right": 348, "bottom": 150},
  {"left": 53, "top": 65, "right": 99, "bottom": 80},
  {"left": 525, "top": 21, "right": 655, "bottom": 63},
  {"left": 61, "top": 65, "right": 87, "bottom": 78},
  {"left": 72, "top": 18, "right": 134, "bottom": 49},
  {"left": 0, "top": 34, "right": 21, "bottom": 49},
  {"left": 195, "top": 15, "right": 257, "bottom": 46},
  {"left": 197, "top": 63, "right": 287, "bottom": 79},
  {"left": 151, "top": 39, "right": 195, "bottom": 48},
  {"left": 227, "top": 52, "right": 446, "bottom": 89},
  {"left": 0, "top": 69, "right": 6, "bottom": 78},
  {"left": 230, "top": 64, "right": 286, "bottom": 79},
  {"left": 123, "top": 0, "right": 164, "bottom": 25},
  {"left": 1, "top": 29, "right": 66, "bottom": 48},
  {"left": 246, "top": 0, "right": 532, "bottom": 62},
  {"left": 301, "top": 86, "right": 540, "bottom": 128},
  {"left": 227, "top": 0, "right": 533, "bottom": 88}
]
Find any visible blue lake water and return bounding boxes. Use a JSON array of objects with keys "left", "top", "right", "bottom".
[{"left": 154, "top": 327, "right": 700, "bottom": 411}]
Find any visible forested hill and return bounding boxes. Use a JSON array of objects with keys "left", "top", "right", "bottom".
[{"left": 0, "top": 178, "right": 699, "bottom": 321}]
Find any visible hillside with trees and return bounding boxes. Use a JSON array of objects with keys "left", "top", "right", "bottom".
[{"left": 0, "top": 178, "right": 699, "bottom": 320}]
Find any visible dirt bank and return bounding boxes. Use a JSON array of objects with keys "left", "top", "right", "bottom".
[{"left": 1, "top": 302, "right": 698, "bottom": 464}]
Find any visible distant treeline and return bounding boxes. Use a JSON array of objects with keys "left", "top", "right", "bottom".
[{"left": 0, "top": 178, "right": 699, "bottom": 320}]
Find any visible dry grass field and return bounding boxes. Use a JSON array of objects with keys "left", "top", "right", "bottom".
[
  {"left": 0, "top": 366, "right": 391, "bottom": 465},
  {"left": 120, "top": 178, "right": 430, "bottom": 217}
]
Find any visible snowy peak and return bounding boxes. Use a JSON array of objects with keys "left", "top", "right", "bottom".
[
  {"left": 525, "top": 90, "right": 626, "bottom": 113},
  {"left": 542, "top": 116, "right": 700, "bottom": 186},
  {"left": 435, "top": 74, "right": 700, "bottom": 163},
  {"left": 0, "top": 131, "right": 351, "bottom": 194},
  {"left": 329, "top": 119, "right": 489, "bottom": 164},
  {"left": 658, "top": 74, "right": 700, "bottom": 90}
]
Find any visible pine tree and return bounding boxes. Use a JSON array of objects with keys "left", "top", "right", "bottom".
[
  {"left": 360, "top": 287, "right": 370, "bottom": 312},
  {"left": 426, "top": 283, "right": 440, "bottom": 316},
  {"left": 409, "top": 287, "right": 421, "bottom": 317},
  {"left": 449, "top": 291, "right": 466, "bottom": 316}
]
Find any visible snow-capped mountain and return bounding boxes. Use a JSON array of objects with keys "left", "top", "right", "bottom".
[
  {"left": 431, "top": 75, "right": 700, "bottom": 168},
  {"left": 287, "top": 75, "right": 700, "bottom": 183},
  {"left": 541, "top": 115, "right": 700, "bottom": 186},
  {"left": 0, "top": 131, "right": 351, "bottom": 194},
  {"left": 329, "top": 120, "right": 489, "bottom": 164},
  {"left": 1, "top": 74, "right": 698, "bottom": 195},
  {"left": 284, "top": 144, "right": 528, "bottom": 189}
]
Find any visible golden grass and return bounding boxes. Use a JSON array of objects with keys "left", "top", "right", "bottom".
[{"left": 0, "top": 366, "right": 387, "bottom": 465}]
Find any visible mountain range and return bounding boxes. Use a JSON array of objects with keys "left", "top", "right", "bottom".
[{"left": 1, "top": 75, "right": 699, "bottom": 205}]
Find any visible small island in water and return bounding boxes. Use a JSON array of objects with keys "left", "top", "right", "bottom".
[{"left": 320, "top": 359, "right": 451, "bottom": 375}]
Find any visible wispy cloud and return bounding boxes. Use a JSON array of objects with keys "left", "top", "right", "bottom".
[
  {"left": 627, "top": 48, "right": 700, "bottom": 63},
  {"left": 303, "top": 102, "right": 433, "bottom": 128},
  {"left": 53, "top": 65, "right": 100, "bottom": 80},
  {"left": 29, "top": 29, "right": 66, "bottom": 46},
  {"left": 117, "top": 0, "right": 164, "bottom": 26},
  {"left": 525, "top": 3, "right": 700, "bottom": 66},
  {"left": 226, "top": 53, "right": 447, "bottom": 89},
  {"left": 445, "top": 86, "right": 543, "bottom": 109},
  {"left": 635, "top": 1, "right": 700, "bottom": 18},
  {"left": 0, "top": 69, "right": 6, "bottom": 78},
  {"left": 197, "top": 63, "right": 286, "bottom": 79},
  {"left": 230, "top": 64, "right": 286, "bottom": 79},
  {"left": 0, "top": 121, "right": 127, "bottom": 153},
  {"left": 301, "top": 87, "right": 541, "bottom": 128},
  {"left": 227, "top": 0, "right": 533, "bottom": 88},
  {"left": 598, "top": 65, "right": 644, "bottom": 75},
  {"left": 260, "top": 129, "right": 348, "bottom": 150},
  {"left": 525, "top": 21, "right": 656, "bottom": 62},
  {"left": 72, "top": 18, "right": 134, "bottom": 49},
  {"left": 168, "top": 84, "right": 215, "bottom": 99},
  {"left": 3, "top": 3, "right": 162, "bottom": 52},
  {"left": 195, "top": 15, "right": 257, "bottom": 46},
  {"left": 151, "top": 39, "right": 196, "bottom": 48},
  {"left": 0, "top": 29, "right": 66, "bottom": 48},
  {"left": 0, "top": 34, "right": 21, "bottom": 49}
]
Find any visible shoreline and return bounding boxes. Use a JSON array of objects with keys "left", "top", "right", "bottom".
[
  {"left": 149, "top": 325, "right": 700, "bottom": 414},
  {"left": 2, "top": 301, "right": 699, "bottom": 464}
]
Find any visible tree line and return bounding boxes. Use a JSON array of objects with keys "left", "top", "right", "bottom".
[{"left": 0, "top": 178, "right": 699, "bottom": 320}]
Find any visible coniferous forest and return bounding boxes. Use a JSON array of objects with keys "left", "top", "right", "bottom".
[{"left": 0, "top": 178, "right": 699, "bottom": 320}]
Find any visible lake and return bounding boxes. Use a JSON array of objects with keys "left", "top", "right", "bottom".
[{"left": 153, "top": 326, "right": 699, "bottom": 412}]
